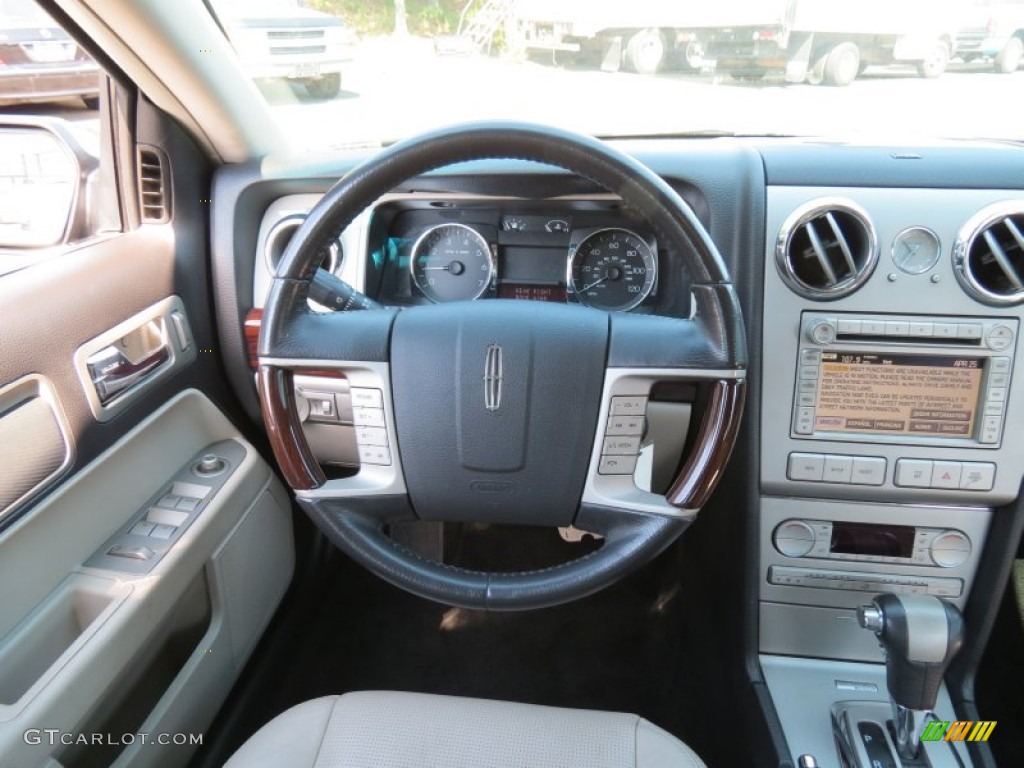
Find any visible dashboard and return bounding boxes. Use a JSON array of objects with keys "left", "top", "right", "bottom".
[{"left": 214, "top": 136, "right": 1024, "bottom": 767}]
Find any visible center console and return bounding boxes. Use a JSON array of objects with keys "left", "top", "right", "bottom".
[{"left": 759, "top": 185, "right": 1024, "bottom": 765}]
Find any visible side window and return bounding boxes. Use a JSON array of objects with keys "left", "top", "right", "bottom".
[{"left": 0, "top": 0, "right": 120, "bottom": 269}]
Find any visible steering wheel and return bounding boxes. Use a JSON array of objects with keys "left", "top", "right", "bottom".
[{"left": 258, "top": 122, "right": 746, "bottom": 610}]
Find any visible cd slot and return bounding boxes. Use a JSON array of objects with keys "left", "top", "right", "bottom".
[{"left": 835, "top": 333, "right": 982, "bottom": 346}]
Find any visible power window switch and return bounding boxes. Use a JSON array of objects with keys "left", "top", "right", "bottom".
[
  {"left": 108, "top": 545, "right": 154, "bottom": 561},
  {"left": 130, "top": 521, "right": 155, "bottom": 537},
  {"left": 157, "top": 493, "right": 181, "bottom": 509},
  {"left": 176, "top": 496, "right": 201, "bottom": 512},
  {"left": 150, "top": 524, "right": 177, "bottom": 540}
]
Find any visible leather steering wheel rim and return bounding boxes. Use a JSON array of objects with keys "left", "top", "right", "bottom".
[{"left": 258, "top": 121, "right": 746, "bottom": 610}]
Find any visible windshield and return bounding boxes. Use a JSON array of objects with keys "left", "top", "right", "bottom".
[{"left": 211, "top": 0, "right": 1024, "bottom": 149}]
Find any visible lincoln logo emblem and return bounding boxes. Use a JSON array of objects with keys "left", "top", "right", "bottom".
[{"left": 484, "top": 344, "right": 503, "bottom": 411}]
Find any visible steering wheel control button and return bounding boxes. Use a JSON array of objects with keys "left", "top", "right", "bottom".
[
  {"left": 609, "top": 396, "right": 648, "bottom": 416},
  {"left": 929, "top": 530, "right": 972, "bottom": 568},
  {"left": 355, "top": 426, "right": 389, "bottom": 446},
  {"left": 350, "top": 387, "right": 384, "bottom": 409},
  {"left": 850, "top": 457, "right": 886, "bottom": 485},
  {"left": 895, "top": 459, "right": 934, "bottom": 488},
  {"left": 603, "top": 436, "right": 641, "bottom": 455},
  {"left": 358, "top": 444, "right": 391, "bottom": 466},
  {"left": 352, "top": 406, "right": 386, "bottom": 428},
  {"left": 599, "top": 455, "right": 638, "bottom": 475},
  {"left": 959, "top": 462, "right": 996, "bottom": 491},
  {"left": 787, "top": 453, "right": 825, "bottom": 481},
  {"left": 303, "top": 391, "right": 338, "bottom": 422},
  {"left": 605, "top": 415, "right": 644, "bottom": 436},
  {"left": 773, "top": 520, "right": 817, "bottom": 558}
]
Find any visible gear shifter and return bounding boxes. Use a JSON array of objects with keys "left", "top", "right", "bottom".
[{"left": 857, "top": 593, "right": 965, "bottom": 762}]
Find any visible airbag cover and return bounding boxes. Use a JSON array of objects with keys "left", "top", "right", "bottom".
[{"left": 391, "top": 301, "right": 608, "bottom": 526}]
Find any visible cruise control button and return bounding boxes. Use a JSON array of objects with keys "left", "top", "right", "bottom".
[
  {"left": 598, "top": 455, "right": 638, "bottom": 475},
  {"left": 610, "top": 396, "right": 648, "bottom": 416},
  {"left": 959, "top": 462, "right": 996, "bottom": 491},
  {"left": 352, "top": 407, "right": 385, "bottom": 428},
  {"left": 787, "top": 453, "right": 825, "bottom": 481},
  {"left": 355, "top": 426, "right": 389, "bottom": 446},
  {"left": 895, "top": 459, "right": 933, "bottom": 488},
  {"left": 606, "top": 415, "right": 644, "bottom": 436},
  {"left": 349, "top": 387, "right": 383, "bottom": 408},
  {"left": 602, "top": 436, "right": 641, "bottom": 455}
]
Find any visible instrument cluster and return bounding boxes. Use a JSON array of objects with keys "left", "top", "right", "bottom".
[{"left": 370, "top": 199, "right": 664, "bottom": 313}]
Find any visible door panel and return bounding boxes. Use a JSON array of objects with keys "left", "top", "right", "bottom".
[{"left": 0, "top": 79, "right": 292, "bottom": 768}]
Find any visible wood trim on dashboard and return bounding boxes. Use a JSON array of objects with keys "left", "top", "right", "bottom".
[
  {"left": 257, "top": 365, "right": 326, "bottom": 491},
  {"left": 667, "top": 378, "right": 746, "bottom": 510}
]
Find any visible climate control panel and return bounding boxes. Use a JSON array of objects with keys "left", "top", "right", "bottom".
[{"left": 772, "top": 518, "right": 971, "bottom": 569}]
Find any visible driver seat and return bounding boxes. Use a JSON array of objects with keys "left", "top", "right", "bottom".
[{"left": 225, "top": 691, "right": 706, "bottom": 767}]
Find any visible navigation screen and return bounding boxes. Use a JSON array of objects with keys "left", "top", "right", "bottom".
[{"left": 814, "top": 353, "right": 984, "bottom": 438}]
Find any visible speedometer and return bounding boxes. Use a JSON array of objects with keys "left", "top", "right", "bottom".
[
  {"left": 569, "top": 228, "right": 657, "bottom": 311},
  {"left": 410, "top": 223, "right": 494, "bottom": 303}
]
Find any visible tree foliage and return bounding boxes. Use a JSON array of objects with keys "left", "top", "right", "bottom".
[{"left": 307, "top": 0, "right": 473, "bottom": 37}]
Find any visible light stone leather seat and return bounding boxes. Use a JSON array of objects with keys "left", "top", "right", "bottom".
[{"left": 226, "top": 691, "right": 706, "bottom": 767}]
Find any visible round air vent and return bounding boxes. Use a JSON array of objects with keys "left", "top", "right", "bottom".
[
  {"left": 953, "top": 202, "right": 1024, "bottom": 306},
  {"left": 775, "top": 198, "right": 878, "bottom": 300},
  {"left": 264, "top": 214, "right": 341, "bottom": 276}
]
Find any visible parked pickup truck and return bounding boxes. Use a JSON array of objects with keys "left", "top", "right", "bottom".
[
  {"left": 952, "top": 0, "right": 1024, "bottom": 72},
  {"left": 212, "top": 0, "right": 356, "bottom": 98}
]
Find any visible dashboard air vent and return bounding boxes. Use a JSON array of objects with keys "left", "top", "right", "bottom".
[
  {"left": 776, "top": 199, "right": 878, "bottom": 300},
  {"left": 264, "top": 214, "right": 340, "bottom": 276},
  {"left": 953, "top": 202, "right": 1024, "bottom": 305},
  {"left": 137, "top": 146, "right": 170, "bottom": 223}
]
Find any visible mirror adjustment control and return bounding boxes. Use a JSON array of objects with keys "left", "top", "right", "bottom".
[{"left": 194, "top": 453, "right": 226, "bottom": 476}]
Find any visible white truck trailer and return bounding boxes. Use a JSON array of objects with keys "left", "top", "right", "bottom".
[
  {"left": 694, "top": 0, "right": 960, "bottom": 85},
  {"left": 507, "top": 0, "right": 961, "bottom": 84},
  {"left": 507, "top": 0, "right": 711, "bottom": 74}
]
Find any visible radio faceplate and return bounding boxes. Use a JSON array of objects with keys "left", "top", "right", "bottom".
[{"left": 792, "top": 313, "right": 1018, "bottom": 450}]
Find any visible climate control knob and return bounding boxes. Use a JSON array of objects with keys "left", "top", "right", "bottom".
[
  {"left": 773, "top": 520, "right": 817, "bottom": 558},
  {"left": 808, "top": 319, "right": 837, "bottom": 346},
  {"left": 929, "top": 530, "right": 971, "bottom": 568}
]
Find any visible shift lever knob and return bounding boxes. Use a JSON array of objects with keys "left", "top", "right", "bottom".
[{"left": 858, "top": 593, "right": 964, "bottom": 712}]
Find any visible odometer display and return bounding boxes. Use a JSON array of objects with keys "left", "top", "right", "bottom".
[{"left": 569, "top": 228, "right": 656, "bottom": 311}]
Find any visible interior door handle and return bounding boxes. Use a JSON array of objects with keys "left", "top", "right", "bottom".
[{"left": 87, "top": 334, "right": 170, "bottom": 404}]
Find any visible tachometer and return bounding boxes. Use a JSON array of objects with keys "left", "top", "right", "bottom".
[
  {"left": 569, "top": 228, "right": 656, "bottom": 311},
  {"left": 410, "top": 223, "right": 494, "bottom": 303}
]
